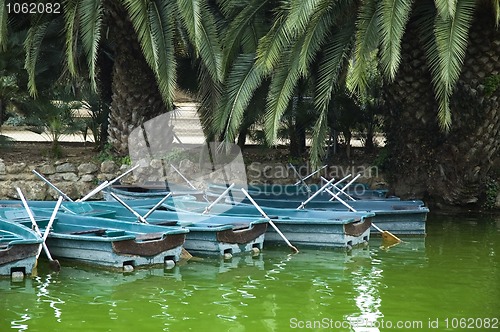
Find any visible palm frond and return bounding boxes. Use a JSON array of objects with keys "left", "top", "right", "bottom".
[
  {"left": 350, "top": 0, "right": 381, "bottom": 94},
  {"left": 63, "top": 0, "right": 80, "bottom": 77},
  {"left": 221, "top": 0, "right": 268, "bottom": 75},
  {"left": 255, "top": 8, "right": 289, "bottom": 73},
  {"left": 0, "top": 0, "right": 8, "bottom": 51},
  {"left": 123, "top": 0, "right": 177, "bottom": 106},
  {"left": 24, "top": 16, "right": 50, "bottom": 97},
  {"left": 493, "top": 0, "right": 500, "bottom": 27},
  {"left": 431, "top": 0, "right": 475, "bottom": 129},
  {"left": 309, "top": 105, "right": 329, "bottom": 167},
  {"left": 177, "top": 0, "right": 222, "bottom": 82},
  {"left": 315, "top": 22, "right": 355, "bottom": 112},
  {"left": 215, "top": 53, "right": 264, "bottom": 142},
  {"left": 286, "top": 0, "right": 322, "bottom": 35},
  {"left": 263, "top": 39, "right": 305, "bottom": 144},
  {"left": 379, "top": 0, "right": 414, "bottom": 80},
  {"left": 298, "top": 0, "right": 335, "bottom": 76},
  {"left": 78, "top": 0, "right": 103, "bottom": 91},
  {"left": 435, "top": 0, "right": 457, "bottom": 19}
]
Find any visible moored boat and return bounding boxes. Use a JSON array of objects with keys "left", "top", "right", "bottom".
[
  {"left": 0, "top": 219, "right": 42, "bottom": 278},
  {"left": 228, "top": 197, "right": 429, "bottom": 236},
  {"left": 0, "top": 207, "right": 188, "bottom": 271},
  {"left": 91, "top": 200, "right": 373, "bottom": 250},
  {"left": 83, "top": 202, "right": 268, "bottom": 258},
  {"left": 206, "top": 182, "right": 396, "bottom": 201}
]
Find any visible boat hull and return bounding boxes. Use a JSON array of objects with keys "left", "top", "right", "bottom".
[{"left": 0, "top": 220, "right": 42, "bottom": 277}]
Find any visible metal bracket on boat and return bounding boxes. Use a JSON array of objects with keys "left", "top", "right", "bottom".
[
  {"left": 296, "top": 177, "right": 338, "bottom": 210},
  {"left": 292, "top": 164, "right": 327, "bottom": 186},
  {"left": 203, "top": 183, "right": 235, "bottom": 214}
]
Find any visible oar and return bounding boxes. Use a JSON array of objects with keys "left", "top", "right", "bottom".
[
  {"left": 170, "top": 164, "right": 197, "bottom": 190},
  {"left": 16, "top": 188, "right": 61, "bottom": 271},
  {"left": 203, "top": 183, "right": 235, "bottom": 214},
  {"left": 288, "top": 163, "right": 311, "bottom": 194},
  {"left": 78, "top": 164, "right": 140, "bottom": 202},
  {"left": 32, "top": 170, "right": 74, "bottom": 201},
  {"left": 242, "top": 188, "right": 299, "bottom": 253},
  {"left": 142, "top": 193, "right": 172, "bottom": 219},
  {"left": 109, "top": 193, "right": 149, "bottom": 223},
  {"left": 371, "top": 223, "right": 402, "bottom": 245},
  {"left": 326, "top": 174, "right": 361, "bottom": 201},
  {"left": 316, "top": 181, "right": 402, "bottom": 244},
  {"left": 293, "top": 165, "right": 327, "bottom": 185},
  {"left": 36, "top": 196, "right": 63, "bottom": 263},
  {"left": 321, "top": 174, "right": 355, "bottom": 201},
  {"left": 296, "top": 177, "right": 337, "bottom": 210}
]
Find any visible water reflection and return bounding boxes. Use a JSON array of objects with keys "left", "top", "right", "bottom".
[{"left": 1, "top": 215, "right": 498, "bottom": 332}]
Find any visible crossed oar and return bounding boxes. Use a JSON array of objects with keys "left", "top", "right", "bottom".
[{"left": 16, "top": 188, "right": 63, "bottom": 271}]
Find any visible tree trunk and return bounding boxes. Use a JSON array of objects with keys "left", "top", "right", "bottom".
[
  {"left": 103, "top": 0, "right": 169, "bottom": 156},
  {"left": 383, "top": 12, "right": 500, "bottom": 207}
]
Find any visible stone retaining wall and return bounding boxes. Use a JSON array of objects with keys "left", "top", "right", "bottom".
[{"left": 0, "top": 158, "right": 387, "bottom": 201}]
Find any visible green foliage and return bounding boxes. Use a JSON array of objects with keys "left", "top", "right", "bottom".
[
  {"left": 483, "top": 179, "right": 498, "bottom": 210},
  {"left": 484, "top": 74, "right": 500, "bottom": 96},
  {"left": 24, "top": 98, "right": 85, "bottom": 158},
  {"left": 373, "top": 146, "right": 390, "bottom": 170}
]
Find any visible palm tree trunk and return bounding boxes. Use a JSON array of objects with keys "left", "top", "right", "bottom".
[
  {"left": 383, "top": 13, "right": 500, "bottom": 207},
  {"left": 103, "top": 0, "right": 169, "bottom": 156}
]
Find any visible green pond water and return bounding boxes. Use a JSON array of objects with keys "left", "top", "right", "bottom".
[{"left": 1, "top": 213, "right": 499, "bottom": 332}]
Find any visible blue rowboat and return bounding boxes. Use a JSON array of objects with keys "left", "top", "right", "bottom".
[
  {"left": 2, "top": 198, "right": 268, "bottom": 258},
  {"left": 206, "top": 183, "right": 397, "bottom": 201},
  {"left": 0, "top": 219, "right": 42, "bottom": 277},
  {"left": 90, "top": 200, "right": 373, "bottom": 251},
  {"left": 225, "top": 197, "right": 428, "bottom": 236},
  {"left": 1, "top": 198, "right": 267, "bottom": 258},
  {"left": 0, "top": 207, "right": 188, "bottom": 270},
  {"left": 77, "top": 202, "right": 268, "bottom": 258},
  {"left": 103, "top": 183, "right": 204, "bottom": 201}
]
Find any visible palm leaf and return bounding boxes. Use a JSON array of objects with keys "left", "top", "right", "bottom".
[
  {"left": 435, "top": 0, "right": 457, "bottom": 19},
  {"left": 431, "top": 0, "right": 475, "bottom": 129},
  {"left": 309, "top": 105, "right": 329, "bottom": 167},
  {"left": 255, "top": 8, "right": 289, "bottom": 73},
  {"left": 298, "top": 0, "right": 335, "bottom": 76},
  {"left": 63, "top": 0, "right": 79, "bottom": 77},
  {"left": 379, "top": 0, "right": 414, "bottom": 80},
  {"left": 492, "top": 0, "right": 500, "bottom": 27},
  {"left": 0, "top": 0, "right": 8, "bottom": 51},
  {"left": 78, "top": 0, "right": 103, "bottom": 91},
  {"left": 263, "top": 38, "right": 305, "bottom": 144},
  {"left": 123, "top": 0, "right": 177, "bottom": 106},
  {"left": 350, "top": 0, "right": 381, "bottom": 94},
  {"left": 315, "top": 22, "right": 355, "bottom": 112},
  {"left": 24, "top": 15, "right": 50, "bottom": 97},
  {"left": 215, "top": 53, "right": 264, "bottom": 142},
  {"left": 177, "top": 0, "right": 222, "bottom": 82},
  {"left": 285, "top": 0, "right": 322, "bottom": 35},
  {"left": 221, "top": 0, "right": 268, "bottom": 75}
]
